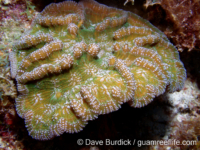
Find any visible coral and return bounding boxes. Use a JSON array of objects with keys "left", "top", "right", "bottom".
[
  {"left": 144, "top": 0, "right": 200, "bottom": 51},
  {"left": 10, "top": 0, "right": 186, "bottom": 140}
]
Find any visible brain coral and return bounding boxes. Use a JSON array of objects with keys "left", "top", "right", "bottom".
[{"left": 9, "top": 0, "right": 186, "bottom": 140}]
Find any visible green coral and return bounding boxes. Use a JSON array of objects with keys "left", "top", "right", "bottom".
[{"left": 11, "top": 0, "right": 186, "bottom": 140}]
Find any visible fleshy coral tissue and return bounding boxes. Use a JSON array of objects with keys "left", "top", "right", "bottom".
[{"left": 9, "top": 0, "right": 186, "bottom": 140}]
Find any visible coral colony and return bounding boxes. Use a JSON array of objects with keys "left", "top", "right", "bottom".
[{"left": 9, "top": 0, "right": 186, "bottom": 140}]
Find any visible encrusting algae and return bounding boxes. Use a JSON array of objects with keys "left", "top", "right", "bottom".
[{"left": 9, "top": 0, "right": 186, "bottom": 140}]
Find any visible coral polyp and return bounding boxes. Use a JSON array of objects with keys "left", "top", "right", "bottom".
[{"left": 10, "top": 0, "right": 186, "bottom": 140}]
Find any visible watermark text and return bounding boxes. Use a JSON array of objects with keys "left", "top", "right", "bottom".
[{"left": 77, "top": 139, "right": 197, "bottom": 147}]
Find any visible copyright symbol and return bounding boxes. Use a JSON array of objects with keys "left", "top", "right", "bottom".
[{"left": 77, "top": 139, "right": 84, "bottom": 145}]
